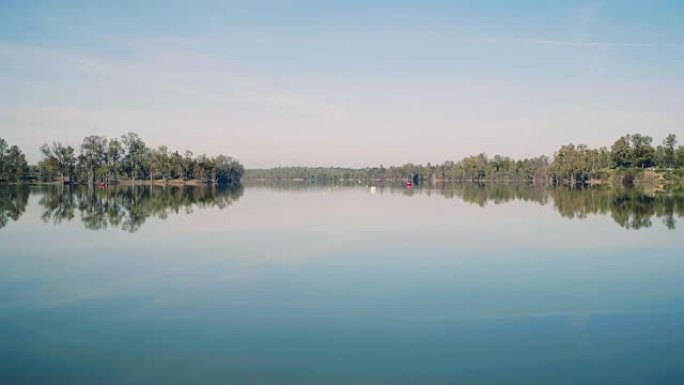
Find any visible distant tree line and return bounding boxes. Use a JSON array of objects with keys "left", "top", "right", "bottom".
[
  {"left": 245, "top": 157, "right": 549, "bottom": 184},
  {"left": 0, "top": 133, "right": 244, "bottom": 185},
  {"left": 245, "top": 133, "right": 684, "bottom": 185}
]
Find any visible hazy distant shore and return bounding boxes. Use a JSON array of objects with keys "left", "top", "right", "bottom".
[{"left": 244, "top": 168, "right": 684, "bottom": 190}]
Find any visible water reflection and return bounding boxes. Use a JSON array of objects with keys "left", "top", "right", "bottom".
[
  {"left": 0, "top": 185, "right": 29, "bottom": 229},
  {"left": 32, "top": 184, "right": 242, "bottom": 232},
  {"left": 396, "top": 183, "right": 684, "bottom": 230},
  {"left": 551, "top": 188, "right": 682, "bottom": 230},
  {"left": 453, "top": 185, "right": 684, "bottom": 230},
  {"left": 1, "top": 183, "right": 683, "bottom": 231}
]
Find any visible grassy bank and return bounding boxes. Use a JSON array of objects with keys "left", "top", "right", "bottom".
[{"left": 602, "top": 168, "right": 683, "bottom": 191}]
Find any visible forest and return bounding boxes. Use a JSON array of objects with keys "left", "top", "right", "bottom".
[
  {"left": 0, "top": 133, "right": 244, "bottom": 185},
  {"left": 245, "top": 133, "right": 684, "bottom": 185}
]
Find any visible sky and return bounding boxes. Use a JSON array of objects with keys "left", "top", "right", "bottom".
[{"left": 0, "top": 0, "right": 683, "bottom": 168}]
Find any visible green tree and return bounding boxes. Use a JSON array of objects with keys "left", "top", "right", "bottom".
[
  {"left": 121, "top": 132, "right": 148, "bottom": 181},
  {"left": 0, "top": 138, "right": 7, "bottom": 180},
  {"left": 677, "top": 146, "right": 684, "bottom": 168},
  {"left": 663, "top": 134, "right": 677, "bottom": 168},
  {"left": 630, "top": 134, "right": 655, "bottom": 168},
  {"left": 194, "top": 155, "right": 213, "bottom": 183},
  {"left": 549, "top": 144, "right": 591, "bottom": 184},
  {"left": 170, "top": 151, "right": 183, "bottom": 180},
  {"left": 214, "top": 155, "right": 244, "bottom": 184},
  {"left": 148, "top": 146, "right": 173, "bottom": 181},
  {"left": 104, "top": 139, "right": 124, "bottom": 183},
  {"left": 40, "top": 142, "right": 76, "bottom": 183},
  {"left": 611, "top": 136, "right": 633, "bottom": 168},
  {"left": 2, "top": 145, "right": 29, "bottom": 182},
  {"left": 80, "top": 135, "right": 108, "bottom": 184},
  {"left": 181, "top": 150, "right": 195, "bottom": 181}
]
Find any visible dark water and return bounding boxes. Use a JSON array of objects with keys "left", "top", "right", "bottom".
[{"left": 1, "top": 184, "right": 683, "bottom": 384}]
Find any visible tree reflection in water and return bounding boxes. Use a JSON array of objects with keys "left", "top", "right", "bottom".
[
  {"left": 389, "top": 183, "right": 684, "bottom": 230},
  {"left": 0, "top": 183, "right": 682, "bottom": 231},
  {"left": 0, "top": 185, "right": 30, "bottom": 229},
  {"left": 35, "top": 184, "right": 243, "bottom": 232}
]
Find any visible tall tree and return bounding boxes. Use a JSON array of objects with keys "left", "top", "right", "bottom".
[
  {"left": 2, "top": 145, "right": 29, "bottom": 182},
  {"left": 80, "top": 136, "right": 108, "bottom": 184},
  {"left": 104, "top": 139, "right": 124, "bottom": 183},
  {"left": 194, "top": 155, "right": 213, "bottom": 183},
  {"left": 181, "top": 150, "right": 195, "bottom": 181},
  {"left": 663, "top": 134, "right": 677, "bottom": 168},
  {"left": 170, "top": 151, "right": 183, "bottom": 180},
  {"left": 121, "top": 132, "right": 148, "bottom": 181},
  {"left": 40, "top": 142, "right": 76, "bottom": 184},
  {"left": 630, "top": 134, "right": 655, "bottom": 168},
  {"left": 677, "top": 146, "right": 684, "bottom": 168},
  {"left": 0, "top": 138, "right": 7, "bottom": 179},
  {"left": 611, "top": 136, "right": 632, "bottom": 168},
  {"left": 149, "top": 146, "right": 172, "bottom": 181}
]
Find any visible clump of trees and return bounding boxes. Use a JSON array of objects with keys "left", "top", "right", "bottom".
[
  {"left": 429, "top": 155, "right": 549, "bottom": 183},
  {"left": 548, "top": 133, "right": 684, "bottom": 184},
  {"left": 547, "top": 144, "right": 612, "bottom": 184},
  {"left": 36, "top": 133, "right": 244, "bottom": 185},
  {"left": 0, "top": 138, "right": 30, "bottom": 183}
]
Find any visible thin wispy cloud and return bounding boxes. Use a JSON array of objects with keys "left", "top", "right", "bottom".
[
  {"left": 103, "top": 35, "right": 204, "bottom": 48},
  {"left": 522, "top": 38, "right": 683, "bottom": 48},
  {"left": 475, "top": 37, "right": 683, "bottom": 49}
]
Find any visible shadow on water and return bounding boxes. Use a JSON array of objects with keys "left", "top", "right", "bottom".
[
  {"left": 0, "top": 184, "right": 243, "bottom": 232},
  {"left": 1, "top": 182, "right": 683, "bottom": 231}
]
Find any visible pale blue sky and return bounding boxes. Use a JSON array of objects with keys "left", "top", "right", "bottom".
[{"left": 1, "top": 1, "right": 683, "bottom": 167}]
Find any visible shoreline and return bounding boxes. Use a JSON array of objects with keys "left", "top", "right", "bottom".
[{"left": 0, "top": 179, "right": 239, "bottom": 187}]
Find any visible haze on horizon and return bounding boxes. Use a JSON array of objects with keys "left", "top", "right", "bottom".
[{"left": 1, "top": 1, "right": 683, "bottom": 168}]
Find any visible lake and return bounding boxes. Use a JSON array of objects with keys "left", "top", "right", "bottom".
[{"left": 1, "top": 183, "right": 683, "bottom": 384}]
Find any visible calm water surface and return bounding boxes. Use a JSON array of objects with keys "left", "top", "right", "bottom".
[{"left": 1, "top": 184, "right": 683, "bottom": 384}]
